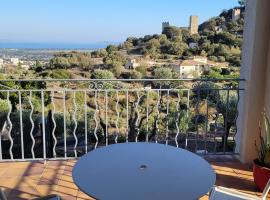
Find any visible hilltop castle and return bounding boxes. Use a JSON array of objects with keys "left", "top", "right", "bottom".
[
  {"left": 189, "top": 15, "right": 199, "bottom": 34},
  {"left": 162, "top": 22, "right": 170, "bottom": 32},
  {"left": 232, "top": 8, "right": 241, "bottom": 22},
  {"left": 162, "top": 15, "right": 199, "bottom": 35}
]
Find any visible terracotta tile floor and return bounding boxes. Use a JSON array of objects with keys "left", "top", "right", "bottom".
[{"left": 0, "top": 157, "right": 269, "bottom": 200}]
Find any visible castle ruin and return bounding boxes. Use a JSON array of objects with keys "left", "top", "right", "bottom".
[
  {"left": 232, "top": 8, "right": 241, "bottom": 22},
  {"left": 189, "top": 15, "right": 199, "bottom": 35},
  {"left": 162, "top": 22, "right": 170, "bottom": 32}
]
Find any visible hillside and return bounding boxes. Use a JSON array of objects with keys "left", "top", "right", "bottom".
[
  {"left": 1, "top": 5, "right": 245, "bottom": 82},
  {"left": 116, "top": 6, "right": 245, "bottom": 68}
]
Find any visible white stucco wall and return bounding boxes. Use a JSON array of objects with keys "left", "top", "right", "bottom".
[{"left": 236, "top": 0, "right": 270, "bottom": 163}]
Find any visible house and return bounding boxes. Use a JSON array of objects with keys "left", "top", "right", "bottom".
[
  {"left": 0, "top": 59, "right": 3, "bottom": 68},
  {"left": 189, "top": 42, "right": 198, "bottom": 49},
  {"left": 21, "top": 64, "right": 30, "bottom": 70},
  {"left": 10, "top": 58, "right": 19, "bottom": 65},
  {"left": 172, "top": 56, "right": 229, "bottom": 78},
  {"left": 125, "top": 58, "right": 140, "bottom": 70},
  {"left": 214, "top": 26, "right": 223, "bottom": 33},
  {"left": 172, "top": 60, "right": 206, "bottom": 78}
]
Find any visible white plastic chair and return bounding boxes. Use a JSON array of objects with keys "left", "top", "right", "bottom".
[
  {"left": 209, "top": 178, "right": 270, "bottom": 200},
  {"left": 0, "top": 188, "right": 61, "bottom": 200},
  {"left": 0, "top": 188, "right": 7, "bottom": 200}
]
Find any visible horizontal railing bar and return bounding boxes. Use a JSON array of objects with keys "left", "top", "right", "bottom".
[
  {"left": 0, "top": 157, "right": 78, "bottom": 162},
  {"left": 0, "top": 78, "right": 246, "bottom": 82},
  {"left": 0, "top": 88, "right": 245, "bottom": 92},
  {"left": 0, "top": 152, "right": 239, "bottom": 162}
]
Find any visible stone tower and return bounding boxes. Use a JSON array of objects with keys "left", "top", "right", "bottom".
[
  {"left": 232, "top": 8, "right": 241, "bottom": 22},
  {"left": 162, "top": 22, "right": 170, "bottom": 32},
  {"left": 189, "top": 15, "right": 199, "bottom": 35}
]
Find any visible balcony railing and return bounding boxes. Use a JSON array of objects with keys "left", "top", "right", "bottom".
[{"left": 0, "top": 78, "right": 244, "bottom": 161}]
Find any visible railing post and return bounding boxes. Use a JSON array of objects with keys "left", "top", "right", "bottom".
[
  {"left": 41, "top": 91, "right": 46, "bottom": 160},
  {"left": 46, "top": 110, "right": 54, "bottom": 158}
]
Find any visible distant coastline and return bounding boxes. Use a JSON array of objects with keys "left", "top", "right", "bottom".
[{"left": 0, "top": 41, "right": 119, "bottom": 50}]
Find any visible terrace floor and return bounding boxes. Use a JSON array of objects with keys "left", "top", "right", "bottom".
[{"left": 0, "top": 156, "right": 269, "bottom": 200}]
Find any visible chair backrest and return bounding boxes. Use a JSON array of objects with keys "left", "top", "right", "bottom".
[
  {"left": 262, "top": 178, "right": 270, "bottom": 200},
  {"left": 0, "top": 188, "right": 7, "bottom": 200}
]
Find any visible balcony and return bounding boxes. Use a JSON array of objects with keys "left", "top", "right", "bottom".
[
  {"left": 0, "top": 78, "right": 264, "bottom": 200},
  {"left": 1, "top": 0, "right": 270, "bottom": 198},
  {"left": 0, "top": 158, "right": 269, "bottom": 200},
  {"left": 0, "top": 79, "right": 242, "bottom": 160}
]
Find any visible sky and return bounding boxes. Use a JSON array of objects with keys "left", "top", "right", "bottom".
[{"left": 0, "top": 0, "right": 239, "bottom": 44}]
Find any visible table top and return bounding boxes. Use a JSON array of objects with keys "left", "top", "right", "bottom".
[{"left": 72, "top": 143, "right": 216, "bottom": 200}]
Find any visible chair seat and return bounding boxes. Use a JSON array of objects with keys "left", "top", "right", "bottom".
[{"left": 209, "top": 186, "right": 261, "bottom": 200}]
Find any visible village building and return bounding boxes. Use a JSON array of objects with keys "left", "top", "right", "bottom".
[
  {"left": 21, "top": 64, "right": 30, "bottom": 70},
  {"left": 189, "top": 42, "right": 198, "bottom": 49},
  {"left": 214, "top": 26, "right": 224, "bottom": 33},
  {"left": 0, "top": 59, "right": 3, "bottom": 69},
  {"left": 10, "top": 58, "right": 19, "bottom": 65},
  {"left": 172, "top": 56, "right": 229, "bottom": 78},
  {"left": 125, "top": 58, "right": 140, "bottom": 70}
]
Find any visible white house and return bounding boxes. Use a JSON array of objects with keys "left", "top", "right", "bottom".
[
  {"left": 172, "top": 60, "right": 205, "bottom": 78},
  {"left": 125, "top": 58, "right": 140, "bottom": 70},
  {"left": 215, "top": 26, "right": 224, "bottom": 33},
  {"left": 189, "top": 42, "right": 198, "bottom": 49},
  {"left": 21, "top": 64, "right": 30, "bottom": 70},
  {"left": 0, "top": 59, "right": 3, "bottom": 68},
  {"left": 10, "top": 58, "right": 19, "bottom": 65},
  {"left": 172, "top": 56, "right": 229, "bottom": 78}
]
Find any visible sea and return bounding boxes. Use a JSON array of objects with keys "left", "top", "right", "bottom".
[{"left": 0, "top": 42, "right": 118, "bottom": 50}]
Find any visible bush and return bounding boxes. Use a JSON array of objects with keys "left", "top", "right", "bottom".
[
  {"left": 135, "top": 65, "right": 147, "bottom": 76},
  {"left": 128, "top": 71, "right": 142, "bottom": 79},
  {"left": 50, "top": 69, "right": 72, "bottom": 79},
  {"left": 218, "top": 56, "right": 226, "bottom": 62},
  {"left": 103, "top": 52, "right": 127, "bottom": 66},
  {"left": 106, "top": 45, "right": 118, "bottom": 53},
  {"left": 91, "top": 49, "right": 108, "bottom": 58},
  {"left": 92, "top": 70, "right": 115, "bottom": 79},
  {"left": 208, "top": 56, "right": 218, "bottom": 62},
  {"left": 110, "top": 62, "right": 124, "bottom": 78}
]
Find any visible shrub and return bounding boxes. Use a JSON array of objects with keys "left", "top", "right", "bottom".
[
  {"left": 135, "top": 66, "right": 147, "bottom": 76},
  {"left": 50, "top": 69, "right": 72, "bottom": 79}
]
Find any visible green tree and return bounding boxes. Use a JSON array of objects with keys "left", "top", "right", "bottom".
[
  {"left": 50, "top": 69, "right": 72, "bottom": 79},
  {"left": 214, "top": 44, "right": 231, "bottom": 58},
  {"left": 126, "top": 37, "right": 139, "bottom": 46},
  {"left": 106, "top": 45, "right": 118, "bottom": 53},
  {"left": 238, "top": 0, "right": 246, "bottom": 6},
  {"left": 122, "top": 41, "right": 133, "bottom": 50},
  {"left": 144, "top": 39, "right": 161, "bottom": 58},
  {"left": 128, "top": 71, "right": 142, "bottom": 79},
  {"left": 153, "top": 67, "right": 173, "bottom": 88},
  {"left": 217, "top": 92, "right": 238, "bottom": 150},
  {"left": 110, "top": 62, "right": 124, "bottom": 78},
  {"left": 162, "top": 26, "right": 182, "bottom": 41},
  {"left": 167, "top": 42, "right": 188, "bottom": 56},
  {"left": 200, "top": 19, "right": 217, "bottom": 33},
  {"left": 103, "top": 52, "right": 127, "bottom": 66},
  {"left": 50, "top": 57, "right": 70, "bottom": 69},
  {"left": 158, "top": 34, "right": 168, "bottom": 45},
  {"left": 91, "top": 49, "right": 108, "bottom": 58},
  {"left": 92, "top": 70, "right": 115, "bottom": 79},
  {"left": 135, "top": 65, "right": 147, "bottom": 77}
]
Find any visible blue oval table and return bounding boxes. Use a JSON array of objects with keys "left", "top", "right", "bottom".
[{"left": 73, "top": 143, "right": 216, "bottom": 200}]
